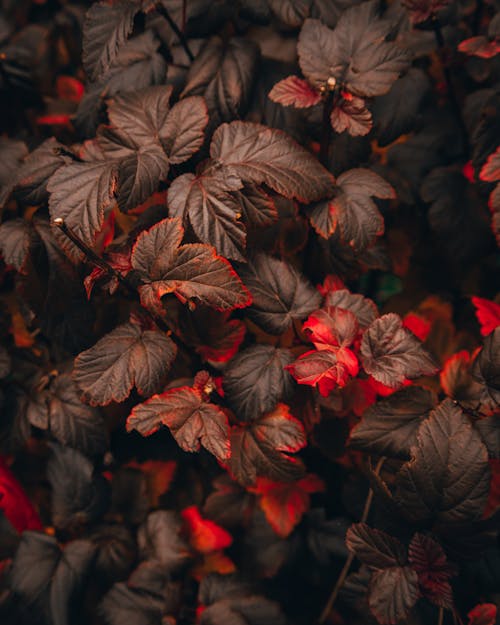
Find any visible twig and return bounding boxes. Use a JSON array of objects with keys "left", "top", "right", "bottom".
[
  {"left": 433, "top": 20, "right": 470, "bottom": 155},
  {"left": 318, "top": 457, "right": 386, "bottom": 624},
  {"left": 155, "top": 3, "right": 194, "bottom": 61},
  {"left": 182, "top": 0, "right": 187, "bottom": 33},
  {"left": 319, "top": 89, "right": 335, "bottom": 167},
  {"left": 438, "top": 606, "right": 444, "bottom": 625}
]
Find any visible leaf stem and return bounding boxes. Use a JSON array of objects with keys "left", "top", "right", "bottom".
[
  {"left": 433, "top": 20, "right": 469, "bottom": 155},
  {"left": 318, "top": 456, "right": 385, "bottom": 624},
  {"left": 438, "top": 607, "right": 444, "bottom": 625},
  {"left": 319, "top": 91, "right": 335, "bottom": 167},
  {"left": 155, "top": 3, "right": 194, "bottom": 62}
]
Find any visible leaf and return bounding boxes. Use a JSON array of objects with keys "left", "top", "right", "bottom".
[
  {"left": 251, "top": 474, "right": 325, "bottom": 538},
  {"left": 330, "top": 94, "right": 373, "bottom": 137},
  {"left": 0, "top": 218, "right": 30, "bottom": 272},
  {"left": 394, "top": 399, "right": 491, "bottom": 525},
  {"left": 408, "top": 533, "right": 455, "bottom": 608},
  {"left": 131, "top": 217, "right": 251, "bottom": 313},
  {"left": 324, "top": 288, "right": 378, "bottom": 327},
  {"left": 368, "top": 566, "right": 419, "bottom": 625},
  {"left": 268, "top": 76, "right": 322, "bottom": 108},
  {"left": 480, "top": 146, "right": 500, "bottom": 182},
  {"left": 47, "top": 160, "right": 118, "bottom": 258},
  {"left": 303, "top": 306, "right": 359, "bottom": 349},
  {"left": 468, "top": 604, "right": 498, "bottom": 625},
  {"left": 204, "top": 474, "right": 255, "bottom": 528},
  {"left": 472, "top": 296, "right": 500, "bottom": 337},
  {"left": 0, "top": 346, "right": 11, "bottom": 379},
  {"left": 286, "top": 346, "right": 359, "bottom": 396},
  {"left": 476, "top": 416, "right": 500, "bottom": 459},
  {"left": 127, "top": 385, "right": 230, "bottom": 461},
  {"left": 168, "top": 172, "right": 246, "bottom": 260},
  {"left": 360, "top": 313, "right": 438, "bottom": 388},
  {"left": 210, "top": 121, "right": 333, "bottom": 202},
  {"left": 472, "top": 328, "right": 500, "bottom": 406},
  {"left": 181, "top": 36, "right": 260, "bottom": 123},
  {"left": 227, "top": 404, "right": 306, "bottom": 486},
  {"left": 310, "top": 168, "right": 394, "bottom": 249},
  {"left": 402, "top": 0, "right": 452, "bottom": 24},
  {"left": 298, "top": 6, "right": 409, "bottom": 97},
  {"left": 346, "top": 523, "right": 407, "bottom": 568},
  {"left": 82, "top": 0, "right": 140, "bottom": 81},
  {"left": 137, "top": 510, "right": 191, "bottom": 570},
  {"left": 223, "top": 345, "right": 295, "bottom": 421},
  {"left": 238, "top": 253, "right": 321, "bottom": 334},
  {"left": 349, "top": 386, "right": 436, "bottom": 459},
  {"left": 267, "top": 0, "right": 310, "bottom": 27},
  {"left": 160, "top": 96, "right": 209, "bottom": 164},
  {"left": 0, "top": 458, "right": 42, "bottom": 532},
  {"left": 233, "top": 184, "right": 278, "bottom": 229},
  {"left": 99, "top": 580, "right": 165, "bottom": 625},
  {"left": 14, "top": 138, "right": 72, "bottom": 205},
  {"left": 73, "top": 321, "right": 177, "bottom": 406},
  {"left": 182, "top": 506, "right": 233, "bottom": 554},
  {"left": 47, "top": 444, "right": 110, "bottom": 529},
  {"left": 0, "top": 137, "right": 28, "bottom": 207}
]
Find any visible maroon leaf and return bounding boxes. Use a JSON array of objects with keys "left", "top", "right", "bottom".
[
  {"left": 402, "top": 0, "right": 451, "bottom": 24},
  {"left": 324, "top": 288, "right": 379, "bottom": 328},
  {"left": 73, "top": 321, "right": 177, "bottom": 406},
  {"left": 268, "top": 76, "right": 322, "bottom": 108},
  {"left": 408, "top": 533, "right": 455, "bottom": 608},
  {"left": 330, "top": 94, "right": 373, "bottom": 137},
  {"left": 349, "top": 386, "right": 436, "bottom": 459},
  {"left": 368, "top": 566, "right": 419, "bottom": 625},
  {"left": 82, "top": 0, "right": 140, "bottom": 81},
  {"left": 210, "top": 121, "right": 333, "bottom": 202},
  {"left": 360, "top": 313, "right": 438, "bottom": 388},
  {"left": 472, "top": 328, "right": 500, "bottom": 406},
  {"left": 233, "top": 184, "right": 278, "bottom": 229},
  {"left": 286, "top": 346, "right": 359, "bottom": 397},
  {"left": 346, "top": 523, "right": 408, "bottom": 569},
  {"left": 302, "top": 306, "right": 359, "bottom": 349},
  {"left": 223, "top": 345, "right": 295, "bottom": 421},
  {"left": 47, "top": 160, "right": 118, "bottom": 259},
  {"left": 238, "top": 253, "right": 321, "bottom": 334},
  {"left": 130, "top": 217, "right": 251, "bottom": 313},
  {"left": 0, "top": 137, "right": 28, "bottom": 208},
  {"left": 160, "top": 96, "right": 209, "bottom": 164},
  {"left": 310, "top": 168, "right": 394, "bottom": 250},
  {"left": 227, "top": 404, "right": 306, "bottom": 486},
  {"left": 395, "top": 400, "right": 491, "bottom": 525},
  {"left": 168, "top": 172, "right": 246, "bottom": 261},
  {"left": 267, "top": 0, "right": 310, "bottom": 27},
  {"left": 127, "top": 386, "right": 230, "bottom": 462},
  {"left": 0, "top": 218, "right": 31, "bottom": 273}
]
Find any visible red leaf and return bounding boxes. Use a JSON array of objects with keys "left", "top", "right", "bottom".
[
  {"left": 403, "top": 312, "right": 431, "bottom": 342},
  {"left": 330, "top": 94, "right": 373, "bottom": 137},
  {"left": 0, "top": 457, "right": 42, "bottom": 532},
  {"left": 472, "top": 297, "right": 500, "bottom": 336},
  {"left": 181, "top": 505, "right": 232, "bottom": 554},
  {"left": 56, "top": 76, "right": 85, "bottom": 102},
  {"left": 303, "top": 306, "right": 359, "bottom": 349},
  {"left": 408, "top": 533, "right": 456, "bottom": 608},
  {"left": 458, "top": 37, "right": 500, "bottom": 59},
  {"left": 268, "top": 76, "right": 322, "bottom": 108},
  {"left": 468, "top": 604, "right": 498, "bottom": 625},
  {"left": 317, "top": 275, "right": 346, "bottom": 297},
  {"left": 250, "top": 474, "right": 325, "bottom": 538},
  {"left": 480, "top": 147, "right": 500, "bottom": 182},
  {"left": 286, "top": 346, "right": 359, "bottom": 397}
]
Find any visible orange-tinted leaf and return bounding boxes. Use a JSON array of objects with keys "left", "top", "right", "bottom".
[
  {"left": 126, "top": 459, "right": 176, "bottom": 507},
  {"left": 181, "top": 506, "right": 233, "bottom": 554},
  {"left": 472, "top": 296, "right": 500, "bottom": 336},
  {"left": 56, "top": 76, "right": 85, "bottom": 102},
  {"left": 192, "top": 551, "right": 236, "bottom": 581}
]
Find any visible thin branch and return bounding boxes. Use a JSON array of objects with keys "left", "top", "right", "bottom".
[
  {"left": 318, "top": 457, "right": 386, "bottom": 624},
  {"left": 319, "top": 90, "right": 335, "bottom": 167},
  {"left": 155, "top": 3, "right": 194, "bottom": 62},
  {"left": 438, "top": 606, "right": 444, "bottom": 625}
]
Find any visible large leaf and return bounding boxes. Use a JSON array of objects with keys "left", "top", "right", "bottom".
[
  {"left": 127, "top": 385, "right": 230, "bottom": 461},
  {"left": 47, "top": 160, "right": 118, "bottom": 258},
  {"left": 131, "top": 217, "right": 251, "bottom": 313},
  {"left": 82, "top": 0, "right": 141, "bottom": 81},
  {"left": 394, "top": 400, "right": 491, "bottom": 525},
  {"left": 223, "top": 345, "right": 295, "bottom": 421},
  {"left": 310, "top": 168, "right": 395, "bottom": 250},
  {"left": 227, "top": 404, "right": 306, "bottom": 486},
  {"left": 181, "top": 36, "right": 259, "bottom": 123},
  {"left": 210, "top": 121, "right": 333, "bottom": 202},
  {"left": 360, "top": 313, "right": 438, "bottom": 388},
  {"left": 168, "top": 172, "right": 246, "bottom": 260},
  {"left": 73, "top": 321, "right": 177, "bottom": 406},
  {"left": 298, "top": 4, "right": 409, "bottom": 97},
  {"left": 238, "top": 253, "right": 321, "bottom": 334},
  {"left": 349, "top": 386, "right": 436, "bottom": 459}
]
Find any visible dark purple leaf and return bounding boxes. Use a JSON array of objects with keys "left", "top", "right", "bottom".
[
  {"left": 368, "top": 566, "right": 419, "bottom": 625},
  {"left": 346, "top": 522, "right": 407, "bottom": 569}
]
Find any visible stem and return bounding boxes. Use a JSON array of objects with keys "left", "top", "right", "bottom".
[
  {"left": 438, "top": 607, "right": 444, "bottom": 625},
  {"left": 318, "top": 457, "right": 385, "bottom": 624},
  {"left": 182, "top": 0, "right": 187, "bottom": 32},
  {"left": 433, "top": 20, "right": 469, "bottom": 155},
  {"left": 319, "top": 91, "right": 335, "bottom": 167},
  {"left": 155, "top": 3, "right": 194, "bottom": 62}
]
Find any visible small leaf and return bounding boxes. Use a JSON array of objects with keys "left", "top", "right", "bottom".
[
  {"left": 223, "top": 345, "right": 295, "bottom": 421},
  {"left": 0, "top": 137, "right": 28, "bottom": 207},
  {"left": 268, "top": 76, "right": 322, "bottom": 108},
  {"left": 73, "top": 321, "right": 177, "bottom": 406},
  {"left": 210, "top": 121, "right": 333, "bottom": 202},
  {"left": 360, "top": 313, "right": 438, "bottom": 388},
  {"left": 330, "top": 94, "right": 373, "bottom": 137},
  {"left": 137, "top": 510, "right": 191, "bottom": 570},
  {"left": 0, "top": 218, "right": 30, "bottom": 272},
  {"left": 472, "top": 328, "right": 500, "bottom": 406},
  {"left": 472, "top": 296, "right": 500, "bottom": 337},
  {"left": 468, "top": 603, "right": 498, "bottom": 625},
  {"left": 182, "top": 506, "right": 233, "bottom": 554},
  {"left": 368, "top": 566, "right": 419, "bottom": 625},
  {"left": 238, "top": 253, "right": 321, "bottom": 334},
  {"left": 303, "top": 306, "right": 359, "bottom": 349},
  {"left": 408, "top": 533, "right": 455, "bottom": 608},
  {"left": 127, "top": 385, "right": 230, "bottom": 462},
  {"left": 324, "top": 288, "right": 378, "bottom": 327},
  {"left": 346, "top": 523, "right": 407, "bottom": 569}
]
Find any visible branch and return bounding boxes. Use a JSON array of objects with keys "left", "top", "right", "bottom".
[
  {"left": 319, "top": 89, "right": 335, "bottom": 167},
  {"left": 155, "top": 3, "right": 194, "bottom": 62},
  {"left": 438, "top": 607, "right": 444, "bottom": 625},
  {"left": 318, "top": 456, "right": 386, "bottom": 624}
]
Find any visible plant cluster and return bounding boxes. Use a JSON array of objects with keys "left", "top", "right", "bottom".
[{"left": 0, "top": 0, "right": 499, "bottom": 624}]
